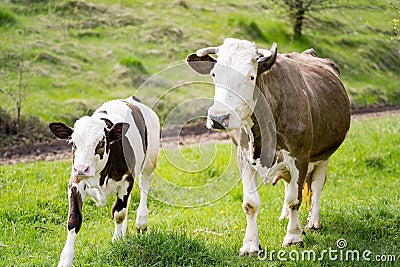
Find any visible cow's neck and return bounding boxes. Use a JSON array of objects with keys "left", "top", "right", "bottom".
[
  {"left": 99, "top": 138, "right": 135, "bottom": 187},
  {"left": 241, "top": 117, "right": 255, "bottom": 165},
  {"left": 256, "top": 74, "right": 281, "bottom": 119}
]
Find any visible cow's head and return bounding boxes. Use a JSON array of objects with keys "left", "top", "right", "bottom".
[
  {"left": 49, "top": 117, "right": 129, "bottom": 177},
  {"left": 186, "top": 38, "right": 277, "bottom": 130}
]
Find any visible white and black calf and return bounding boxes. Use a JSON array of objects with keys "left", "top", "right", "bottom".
[{"left": 49, "top": 96, "right": 160, "bottom": 267}]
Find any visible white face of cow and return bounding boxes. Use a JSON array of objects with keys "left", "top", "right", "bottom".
[
  {"left": 49, "top": 117, "right": 129, "bottom": 178},
  {"left": 207, "top": 39, "right": 259, "bottom": 130},
  {"left": 186, "top": 38, "right": 277, "bottom": 131}
]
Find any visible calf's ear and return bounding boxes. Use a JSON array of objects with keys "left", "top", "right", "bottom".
[
  {"left": 107, "top": 122, "right": 130, "bottom": 143},
  {"left": 186, "top": 54, "right": 216, "bottom": 75},
  {"left": 49, "top": 122, "right": 74, "bottom": 139}
]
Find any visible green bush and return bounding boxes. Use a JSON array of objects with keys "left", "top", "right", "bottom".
[
  {"left": 120, "top": 56, "right": 148, "bottom": 74},
  {"left": 0, "top": 7, "right": 16, "bottom": 27}
]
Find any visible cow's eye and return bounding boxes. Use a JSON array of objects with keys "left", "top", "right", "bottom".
[
  {"left": 211, "top": 72, "right": 215, "bottom": 77},
  {"left": 250, "top": 75, "right": 255, "bottom": 81}
]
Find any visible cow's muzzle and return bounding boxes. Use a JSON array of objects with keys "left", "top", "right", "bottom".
[{"left": 208, "top": 114, "right": 230, "bottom": 130}]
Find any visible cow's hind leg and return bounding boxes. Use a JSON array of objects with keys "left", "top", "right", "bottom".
[
  {"left": 282, "top": 157, "right": 307, "bottom": 247},
  {"left": 305, "top": 159, "right": 329, "bottom": 231},
  {"left": 279, "top": 181, "right": 290, "bottom": 220},
  {"left": 112, "top": 175, "right": 133, "bottom": 241}
]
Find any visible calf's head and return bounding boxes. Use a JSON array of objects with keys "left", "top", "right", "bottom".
[
  {"left": 186, "top": 38, "right": 277, "bottom": 130},
  {"left": 49, "top": 116, "right": 129, "bottom": 177}
]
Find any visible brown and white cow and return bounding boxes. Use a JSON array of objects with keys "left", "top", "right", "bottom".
[
  {"left": 49, "top": 96, "right": 160, "bottom": 267},
  {"left": 186, "top": 38, "right": 350, "bottom": 255}
]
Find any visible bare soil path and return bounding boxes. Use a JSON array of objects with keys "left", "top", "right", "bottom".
[{"left": 1, "top": 107, "right": 399, "bottom": 165}]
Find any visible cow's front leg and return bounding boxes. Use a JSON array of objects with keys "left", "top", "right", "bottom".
[
  {"left": 239, "top": 156, "right": 261, "bottom": 256},
  {"left": 112, "top": 176, "right": 133, "bottom": 241},
  {"left": 58, "top": 185, "right": 83, "bottom": 267},
  {"left": 282, "top": 158, "right": 307, "bottom": 246},
  {"left": 136, "top": 170, "right": 154, "bottom": 233}
]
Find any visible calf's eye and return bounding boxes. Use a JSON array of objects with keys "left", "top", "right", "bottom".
[{"left": 97, "top": 140, "right": 105, "bottom": 149}]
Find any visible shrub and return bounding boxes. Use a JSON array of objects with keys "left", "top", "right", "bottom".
[
  {"left": 120, "top": 56, "right": 148, "bottom": 74},
  {"left": 0, "top": 8, "right": 16, "bottom": 27}
]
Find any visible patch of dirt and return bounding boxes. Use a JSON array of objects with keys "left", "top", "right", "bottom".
[
  {"left": 1, "top": 107, "right": 399, "bottom": 165},
  {"left": 0, "top": 138, "right": 70, "bottom": 165},
  {"left": 351, "top": 105, "right": 400, "bottom": 120}
]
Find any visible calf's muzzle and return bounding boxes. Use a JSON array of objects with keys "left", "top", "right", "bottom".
[{"left": 73, "top": 164, "right": 91, "bottom": 177}]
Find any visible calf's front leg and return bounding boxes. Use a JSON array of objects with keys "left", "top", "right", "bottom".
[
  {"left": 58, "top": 184, "right": 83, "bottom": 267},
  {"left": 112, "top": 177, "right": 133, "bottom": 241}
]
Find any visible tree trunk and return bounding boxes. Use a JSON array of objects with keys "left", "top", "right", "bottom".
[
  {"left": 294, "top": 14, "right": 304, "bottom": 39},
  {"left": 293, "top": 0, "right": 305, "bottom": 39}
]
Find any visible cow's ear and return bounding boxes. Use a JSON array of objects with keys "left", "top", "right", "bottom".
[
  {"left": 257, "top": 43, "right": 278, "bottom": 74},
  {"left": 49, "top": 122, "right": 74, "bottom": 139},
  {"left": 107, "top": 122, "right": 130, "bottom": 143},
  {"left": 186, "top": 53, "right": 216, "bottom": 75}
]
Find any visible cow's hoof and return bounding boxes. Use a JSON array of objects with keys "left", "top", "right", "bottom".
[
  {"left": 282, "top": 234, "right": 304, "bottom": 247},
  {"left": 136, "top": 227, "right": 147, "bottom": 234},
  {"left": 305, "top": 220, "right": 322, "bottom": 231},
  {"left": 239, "top": 242, "right": 262, "bottom": 256}
]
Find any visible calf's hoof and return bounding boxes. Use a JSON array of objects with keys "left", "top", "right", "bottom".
[
  {"left": 112, "top": 234, "right": 123, "bottom": 242},
  {"left": 239, "top": 242, "right": 262, "bottom": 257},
  {"left": 136, "top": 227, "right": 147, "bottom": 234},
  {"left": 282, "top": 234, "right": 304, "bottom": 247}
]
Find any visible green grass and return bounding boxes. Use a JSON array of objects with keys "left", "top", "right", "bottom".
[
  {"left": 0, "top": 114, "right": 399, "bottom": 266},
  {"left": 0, "top": 0, "right": 398, "bottom": 129}
]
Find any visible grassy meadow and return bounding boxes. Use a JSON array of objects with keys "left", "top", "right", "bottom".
[
  {"left": 0, "top": 0, "right": 399, "bottom": 266},
  {"left": 0, "top": 114, "right": 399, "bottom": 266},
  {"left": 0, "top": 0, "right": 399, "bottom": 130}
]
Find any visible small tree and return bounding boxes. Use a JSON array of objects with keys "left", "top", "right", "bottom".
[
  {"left": 0, "top": 31, "right": 33, "bottom": 132},
  {"left": 271, "top": 0, "right": 353, "bottom": 39},
  {"left": 0, "top": 54, "right": 27, "bottom": 131}
]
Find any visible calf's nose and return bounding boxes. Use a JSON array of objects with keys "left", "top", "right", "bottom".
[{"left": 73, "top": 164, "right": 91, "bottom": 176}]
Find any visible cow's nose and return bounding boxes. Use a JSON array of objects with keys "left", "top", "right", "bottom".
[
  {"left": 73, "top": 164, "right": 91, "bottom": 176},
  {"left": 209, "top": 114, "right": 229, "bottom": 129}
]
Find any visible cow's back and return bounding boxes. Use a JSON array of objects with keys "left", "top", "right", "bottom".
[{"left": 285, "top": 50, "right": 351, "bottom": 161}]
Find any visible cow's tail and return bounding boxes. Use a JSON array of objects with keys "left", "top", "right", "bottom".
[{"left": 302, "top": 172, "right": 313, "bottom": 210}]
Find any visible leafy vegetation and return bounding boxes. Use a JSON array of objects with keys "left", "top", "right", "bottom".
[
  {"left": 0, "top": 7, "right": 16, "bottom": 27},
  {"left": 0, "top": 114, "right": 399, "bottom": 266}
]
